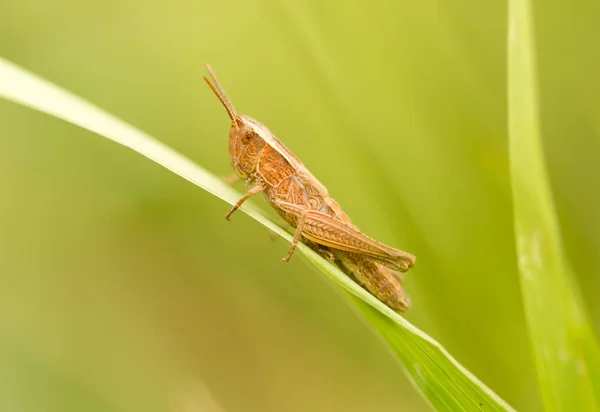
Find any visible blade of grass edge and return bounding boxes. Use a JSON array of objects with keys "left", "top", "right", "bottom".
[
  {"left": 507, "top": 1, "right": 600, "bottom": 411},
  {"left": 0, "top": 57, "right": 514, "bottom": 411}
]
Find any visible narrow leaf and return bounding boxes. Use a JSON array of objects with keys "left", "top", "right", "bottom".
[
  {"left": 508, "top": 2, "right": 600, "bottom": 410},
  {"left": 0, "top": 57, "right": 514, "bottom": 411}
]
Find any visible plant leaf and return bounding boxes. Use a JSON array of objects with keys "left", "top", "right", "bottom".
[
  {"left": 0, "top": 57, "right": 514, "bottom": 411},
  {"left": 507, "top": 1, "right": 600, "bottom": 410}
]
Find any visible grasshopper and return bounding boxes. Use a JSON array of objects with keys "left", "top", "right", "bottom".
[{"left": 203, "top": 64, "right": 415, "bottom": 311}]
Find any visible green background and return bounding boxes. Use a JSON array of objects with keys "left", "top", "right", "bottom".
[{"left": 0, "top": 0, "right": 599, "bottom": 411}]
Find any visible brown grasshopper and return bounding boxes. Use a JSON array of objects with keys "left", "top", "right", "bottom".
[{"left": 203, "top": 64, "right": 415, "bottom": 311}]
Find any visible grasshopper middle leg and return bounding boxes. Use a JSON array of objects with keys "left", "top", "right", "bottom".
[{"left": 282, "top": 211, "right": 309, "bottom": 262}]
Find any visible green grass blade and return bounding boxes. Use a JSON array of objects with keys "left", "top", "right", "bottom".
[
  {"left": 507, "top": 1, "right": 600, "bottom": 410},
  {"left": 0, "top": 57, "right": 514, "bottom": 411}
]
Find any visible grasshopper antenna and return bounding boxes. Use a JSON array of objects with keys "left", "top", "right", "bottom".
[{"left": 203, "top": 64, "right": 237, "bottom": 122}]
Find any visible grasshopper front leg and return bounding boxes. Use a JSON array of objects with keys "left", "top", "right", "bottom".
[
  {"left": 275, "top": 200, "right": 416, "bottom": 271},
  {"left": 225, "top": 183, "right": 265, "bottom": 220}
]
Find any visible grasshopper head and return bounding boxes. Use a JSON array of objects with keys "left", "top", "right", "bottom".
[
  {"left": 229, "top": 115, "right": 271, "bottom": 178},
  {"left": 203, "top": 65, "right": 268, "bottom": 179}
]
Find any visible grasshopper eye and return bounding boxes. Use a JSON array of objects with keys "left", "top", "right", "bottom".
[{"left": 241, "top": 129, "right": 253, "bottom": 144}]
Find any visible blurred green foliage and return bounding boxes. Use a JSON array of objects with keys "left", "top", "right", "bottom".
[
  {"left": 0, "top": 0, "right": 598, "bottom": 411},
  {"left": 508, "top": 0, "right": 600, "bottom": 409}
]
